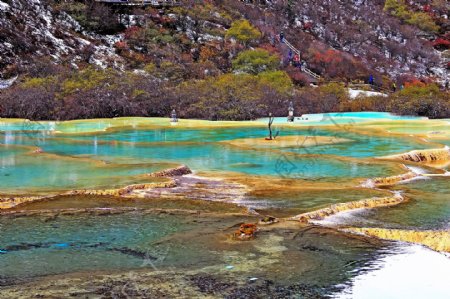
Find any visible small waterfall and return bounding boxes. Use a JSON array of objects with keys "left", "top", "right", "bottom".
[{"left": 361, "top": 178, "right": 375, "bottom": 188}]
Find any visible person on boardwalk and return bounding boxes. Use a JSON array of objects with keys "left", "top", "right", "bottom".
[
  {"left": 368, "top": 74, "right": 374, "bottom": 86},
  {"left": 279, "top": 31, "right": 284, "bottom": 43},
  {"left": 392, "top": 82, "right": 397, "bottom": 92}
]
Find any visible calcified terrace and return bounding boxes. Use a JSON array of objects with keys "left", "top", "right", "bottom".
[{"left": 0, "top": 113, "right": 449, "bottom": 296}]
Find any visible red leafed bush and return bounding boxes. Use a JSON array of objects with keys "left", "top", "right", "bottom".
[
  {"left": 432, "top": 38, "right": 450, "bottom": 50},
  {"left": 303, "top": 22, "right": 313, "bottom": 31},
  {"left": 404, "top": 79, "right": 426, "bottom": 88},
  {"left": 285, "top": 66, "right": 311, "bottom": 86},
  {"left": 259, "top": 43, "right": 279, "bottom": 55},
  {"left": 114, "top": 41, "right": 128, "bottom": 50},
  {"left": 313, "top": 49, "right": 343, "bottom": 65},
  {"left": 124, "top": 26, "right": 142, "bottom": 40}
]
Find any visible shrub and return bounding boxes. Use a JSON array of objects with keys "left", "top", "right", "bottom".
[
  {"left": 388, "top": 84, "right": 449, "bottom": 118},
  {"left": 21, "top": 76, "right": 57, "bottom": 91},
  {"left": 60, "top": 67, "right": 111, "bottom": 97},
  {"left": 226, "top": 19, "right": 261, "bottom": 45},
  {"left": 432, "top": 38, "right": 450, "bottom": 50},
  {"left": 384, "top": 0, "right": 439, "bottom": 33},
  {"left": 257, "top": 71, "right": 293, "bottom": 94},
  {"left": 232, "top": 49, "right": 279, "bottom": 74}
]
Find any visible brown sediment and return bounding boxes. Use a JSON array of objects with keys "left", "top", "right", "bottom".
[
  {"left": 0, "top": 207, "right": 250, "bottom": 218},
  {"left": 345, "top": 228, "right": 450, "bottom": 253},
  {"left": 291, "top": 194, "right": 405, "bottom": 223},
  {"left": 222, "top": 135, "right": 352, "bottom": 149},
  {"left": 197, "top": 170, "right": 365, "bottom": 191},
  {"left": 379, "top": 147, "right": 450, "bottom": 167}
]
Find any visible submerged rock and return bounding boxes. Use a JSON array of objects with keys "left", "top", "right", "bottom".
[
  {"left": 148, "top": 165, "right": 192, "bottom": 177},
  {"left": 258, "top": 216, "right": 279, "bottom": 226},
  {"left": 232, "top": 223, "right": 258, "bottom": 241}
]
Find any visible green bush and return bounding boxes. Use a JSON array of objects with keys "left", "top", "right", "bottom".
[
  {"left": 60, "top": 67, "right": 112, "bottom": 97},
  {"left": 232, "top": 49, "right": 279, "bottom": 74},
  {"left": 387, "top": 84, "right": 449, "bottom": 118},
  {"left": 226, "top": 19, "right": 261, "bottom": 45},
  {"left": 384, "top": 0, "right": 439, "bottom": 32},
  {"left": 258, "top": 71, "right": 293, "bottom": 94}
]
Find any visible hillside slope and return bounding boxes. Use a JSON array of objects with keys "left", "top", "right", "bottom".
[
  {"left": 0, "top": 0, "right": 448, "bottom": 82},
  {"left": 0, "top": 0, "right": 448, "bottom": 120}
]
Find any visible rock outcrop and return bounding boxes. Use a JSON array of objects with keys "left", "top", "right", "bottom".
[{"left": 380, "top": 147, "right": 450, "bottom": 167}]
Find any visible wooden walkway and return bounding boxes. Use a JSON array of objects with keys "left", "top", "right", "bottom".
[{"left": 279, "top": 36, "right": 321, "bottom": 80}]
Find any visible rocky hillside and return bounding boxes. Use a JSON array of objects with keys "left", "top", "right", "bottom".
[
  {"left": 0, "top": 0, "right": 448, "bottom": 120},
  {"left": 0, "top": 0, "right": 448, "bottom": 81},
  {"left": 238, "top": 0, "right": 449, "bottom": 83},
  {"left": 0, "top": 0, "right": 123, "bottom": 76}
]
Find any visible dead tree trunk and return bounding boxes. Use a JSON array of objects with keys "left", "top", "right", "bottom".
[{"left": 267, "top": 113, "right": 275, "bottom": 140}]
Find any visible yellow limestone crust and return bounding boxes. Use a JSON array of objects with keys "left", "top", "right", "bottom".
[
  {"left": 67, "top": 180, "right": 176, "bottom": 197},
  {"left": 291, "top": 194, "right": 405, "bottom": 223},
  {"left": 0, "top": 195, "right": 55, "bottom": 209},
  {"left": 223, "top": 135, "right": 352, "bottom": 149},
  {"left": 0, "top": 179, "right": 176, "bottom": 210},
  {"left": 0, "top": 165, "right": 195, "bottom": 209},
  {"left": 379, "top": 147, "right": 450, "bottom": 167},
  {"left": 371, "top": 171, "right": 417, "bottom": 187},
  {"left": 346, "top": 228, "right": 450, "bottom": 253}
]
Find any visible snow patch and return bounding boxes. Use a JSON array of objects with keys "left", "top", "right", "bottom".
[
  {"left": 0, "top": 76, "right": 18, "bottom": 89},
  {"left": 348, "top": 89, "right": 388, "bottom": 99},
  {"left": 0, "top": 1, "right": 10, "bottom": 10}
]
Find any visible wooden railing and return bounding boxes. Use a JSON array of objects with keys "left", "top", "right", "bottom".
[{"left": 280, "top": 37, "right": 321, "bottom": 80}]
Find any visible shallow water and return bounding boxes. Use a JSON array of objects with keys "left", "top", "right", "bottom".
[
  {"left": 0, "top": 121, "right": 432, "bottom": 192},
  {"left": 0, "top": 114, "right": 449, "bottom": 296}
]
